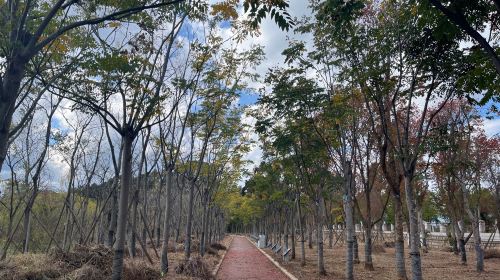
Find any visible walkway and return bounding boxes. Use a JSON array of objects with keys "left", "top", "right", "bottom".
[{"left": 216, "top": 236, "right": 289, "bottom": 280}]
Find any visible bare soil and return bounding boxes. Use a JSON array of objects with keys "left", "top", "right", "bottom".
[{"left": 264, "top": 244, "right": 500, "bottom": 280}]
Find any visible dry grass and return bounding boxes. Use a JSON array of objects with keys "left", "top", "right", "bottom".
[
  {"left": 206, "top": 247, "right": 218, "bottom": 256},
  {"left": 123, "top": 260, "right": 161, "bottom": 280},
  {"left": 174, "top": 256, "right": 214, "bottom": 279},
  {"left": 484, "top": 249, "right": 500, "bottom": 259},
  {"left": 210, "top": 243, "right": 227, "bottom": 251},
  {"left": 0, "top": 253, "right": 62, "bottom": 280},
  {"left": 264, "top": 243, "right": 500, "bottom": 280},
  {"left": 371, "top": 244, "right": 386, "bottom": 254},
  {"left": 0, "top": 236, "right": 232, "bottom": 280}
]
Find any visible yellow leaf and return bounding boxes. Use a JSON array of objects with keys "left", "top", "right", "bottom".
[{"left": 108, "top": 21, "right": 121, "bottom": 28}]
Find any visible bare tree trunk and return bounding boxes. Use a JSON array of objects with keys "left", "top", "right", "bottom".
[
  {"left": 461, "top": 180, "right": 484, "bottom": 272},
  {"left": 160, "top": 170, "right": 173, "bottom": 273},
  {"left": 200, "top": 188, "right": 209, "bottom": 256},
  {"left": 455, "top": 220, "right": 467, "bottom": 264},
  {"left": 284, "top": 208, "right": 289, "bottom": 260},
  {"left": 175, "top": 189, "right": 183, "bottom": 243},
  {"left": 22, "top": 205, "right": 32, "bottom": 253},
  {"left": 130, "top": 189, "right": 139, "bottom": 257},
  {"left": 471, "top": 218, "right": 484, "bottom": 272},
  {"left": 394, "top": 195, "right": 407, "bottom": 279},
  {"left": 404, "top": 175, "right": 422, "bottom": 280},
  {"left": 364, "top": 222, "right": 374, "bottom": 270},
  {"left": 0, "top": 58, "right": 27, "bottom": 172},
  {"left": 111, "top": 132, "right": 134, "bottom": 280},
  {"left": 291, "top": 205, "right": 296, "bottom": 260},
  {"left": 155, "top": 182, "right": 162, "bottom": 247},
  {"left": 184, "top": 179, "right": 195, "bottom": 259},
  {"left": 344, "top": 162, "right": 355, "bottom": 280},
  {"left": 107, "top": 178, "right": 119, "bottom": 247},
  {"left": 308, "top": 220, "right": 313, "bottom": 249},
  {"left": 353, "top": 234, "right": 360, "bottom": 264},
  {"left": 328, "top": 224, "right": 333, "bottom": 249},
  {"left": 296, "top": 194, "right": 306, "bottom": 266},
  {"left": 316, "top": 196, "right": 326, "bottom": 275}
]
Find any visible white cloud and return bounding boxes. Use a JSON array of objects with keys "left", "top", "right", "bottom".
[{"left": 484, "top": 118, "right": 500, "bottom": 137}]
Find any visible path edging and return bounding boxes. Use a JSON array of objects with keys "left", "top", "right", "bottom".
[
  {"left": 212, "top": 235, "right": 234, "bottom": 277},
  {"left": 245, "top": 236, "right": 299, "bottom": 280}
]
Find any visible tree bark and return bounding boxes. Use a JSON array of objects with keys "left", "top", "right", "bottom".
[
  {"left": 107, "top": 184, "right": 118, "bottom": 247},
  {"left": 364, "top": 222, "right": 374, "bottom": 270},
  {"left": 344, "top": 162, "right": 355, "bottom": 280},
  {"left": 404, "top": 175, "right": 423, "bottom": 280},
  {"left": 394, "top": 195, "right": 408, "bottom": 279},
  {"left": 184, "top": 179, "right": 195, "bottom": 259},
  {"left": 160, "top": 170, "right": 173, "bottom": 273},
  {"left": 0, "top": 57, "right": 27, "bottom": 172},
  {"left": 111, "top": 132, "right": 134, "bottom": 280},
  {"left": 316, "top": 195, "right": 326, "bottom": 275},
  {"left": 296, "top": 193, "right": 306, "bottom": 266}
]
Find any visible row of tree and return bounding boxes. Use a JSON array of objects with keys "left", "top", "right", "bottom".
[
  {"left": 0, "top": 1, "right": 294, "bottom": 279},
  {"left": 241, "top": 1, "right": 500, "bottom": 280}
]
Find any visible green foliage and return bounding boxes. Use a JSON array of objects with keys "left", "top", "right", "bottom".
[{"left": 243, "top": 0, "right": 294, "bottom": 31}]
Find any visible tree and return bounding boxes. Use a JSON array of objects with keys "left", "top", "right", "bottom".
[{"left": 426, "top": 0, "right": 500, "bottom": 75}]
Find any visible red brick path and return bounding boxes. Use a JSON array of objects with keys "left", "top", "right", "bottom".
[{"left": 216, "top": 236, "right": 289, "bottom": 280}]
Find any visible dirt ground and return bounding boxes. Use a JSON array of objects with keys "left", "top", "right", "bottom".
[{"left": 264, "top": 244, "right": 500, "bottom": 280}]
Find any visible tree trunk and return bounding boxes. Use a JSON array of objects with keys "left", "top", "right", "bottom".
[
  {"left": 111, "top": 132, "right": 134, "bottom": 280},
  {"left": 494, "top": 183, "right": 500, "bottom": 244},
  {"left": 316, "top": 196, "right": 326, "bottom": 275},
  {"left": 22, "top": 204, "right": 32, "bottom": 253},
  {"left": 297, "top": 194, "right": 306, "bottom": 266},
  {"left": 0, "top": 57, "right": 27, "bottom": 172},
  {"left": 200, "top": 189, "right": 209, "bottom": 256},
  {"left": 353, "top": 234, "right": 360, "bottom": 264},
  {"left": 344, "top": 162, "right": 355, "bottom": 280},
  {"left": 107, "top": 179, "right": 119, "bottom": 247},
  {"left": 364, "top": 222, "right": 374, "bottom": 270},
  {"left": 155, "top": 186, "right": 162, "bottom": 247},
  {"left": 471, "top": 218, "right": 484, "bottom": 272},
  {"left": 403, "top": 175, "right": 423, "bottom": 280},
  {"left": 417, "top": 205, "right": 427, "bottom": 252},
  {"left": 291, "top": 205, "right": 296, "bottom": 260},
  {"left": 160, "top": 170, "right": 173, "bottom": 273},
  {"left": 328, "top": 224, "right": 333, "bottom": 249},
  {"left": 308, "top": 221, "right": 313, "bottom": 249},
  {"left": 394, "top": 195, "right": 408, "bottom": 279},
  {"left": 184, "top": 179, "right": 195, "bottom": 259},
  {"left": 284, "top": 208, "right": 289, "bottom": 260},
  {"left": 175, "top": 189, "right": 183, "bottom": 243},
  {"left": 130, "top": 189, "right": 139, "bottom": 257},
  {"left": 455, "top": 220, "right": 467, "bottom": 264}
]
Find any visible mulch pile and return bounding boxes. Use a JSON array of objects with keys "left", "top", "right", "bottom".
[{"left": 175, "top": 256, "right": 214, "bottom": 279}]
